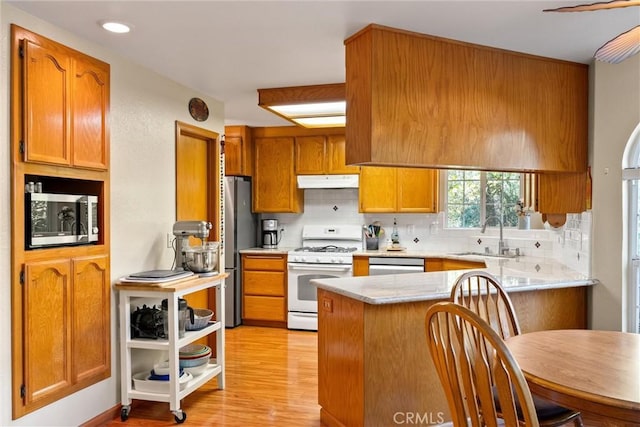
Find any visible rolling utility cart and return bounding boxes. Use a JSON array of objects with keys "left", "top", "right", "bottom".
[{"left": 116, "top": 273, "right": 226, "bottom": 423}]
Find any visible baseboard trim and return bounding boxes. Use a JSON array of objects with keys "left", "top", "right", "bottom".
[{"left": 80, "top": 404, "right": 120, "bottom": 427}]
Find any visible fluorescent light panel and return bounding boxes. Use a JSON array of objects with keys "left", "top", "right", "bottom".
[
  {"left": 270, "top": 101, "right": 345, "bottom": 117},
  {"left": 258, "top": 83, "right": 346, "bottom": 128},
  {"left": 292, "top": 115, "right": 346, "bottom": 127}
]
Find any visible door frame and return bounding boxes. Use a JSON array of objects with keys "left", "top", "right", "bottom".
[{"left": 175, "top": 121, "right": 222, "bottom": 349}]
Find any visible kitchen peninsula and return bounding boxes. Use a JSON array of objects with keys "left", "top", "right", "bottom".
[{"left": 312, "top": 255, "right": 596, "bottom": 427}]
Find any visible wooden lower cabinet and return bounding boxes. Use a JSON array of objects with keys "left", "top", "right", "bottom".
[
  {"left": 242, "top": 254, "right": 287, "bottom": 327},
  {"left": 426, "top": 258, "right": 486, "bottom": 271},
  {"left": 21, "top": 254, "right": 110, "bottom": 411},
  {"left": 318, "top": 286, "right": 587, "bottom": 427},
  {"left": 353, "top": 256, "right": 369, "bottom": 276}
]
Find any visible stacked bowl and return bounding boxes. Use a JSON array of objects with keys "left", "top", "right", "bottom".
[{"left": 179, "top": 343, "right": 211, "bottom": 376}]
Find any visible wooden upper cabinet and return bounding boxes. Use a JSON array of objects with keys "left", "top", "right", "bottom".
[
  {"left": 360, "top": 166, "right": 439, "bottom": 213},
  {"left": 23, "top": 39, "right": 71, "bottom": 166},
  {"left": 397, "top": 168, "right": 439, "bottom": 212},
  {"left": 224, "top": 125, "right": 253, "bottom": 176},
  {"left": 295, "top": 136, "right": 326, "bottom": 174},
  {"left": 71, "top": 55, "right": 110, "bottom": 170},
  {"left": 344, "top": 24, "right": 588, "bottom": 173},
  {"left": 295, "top": 134, "right": 359, "bottom": 175},
  {"left": 327, "top": 135, "right": 360, "bottom": 174},
  {"left": 253, "top": 136, "right": 303, "bottom": 213},
  {"left": 18, "top": 25, "right": 110, "bottom": 170},
  {"left": 537, "top": 171, "right": 587, "bottom": 214},
  {"left": 359, "top": 167, "right": 397, "bottom": 212}
]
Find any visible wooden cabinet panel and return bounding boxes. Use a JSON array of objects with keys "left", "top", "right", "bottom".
[
  {"left": 345, "top": 24, "right": 588, "bottom": 173},
  {"left": 537, "top": 172, "right": 587, "bottom": 214},
  {"left": 72, "top": 255, "right": 110, "bottom": 383},
  {"left": 397, "top": 168, "right": 438, "bottom": 212},
  {"left": 11, "top": 25, "right": 112, "bottom": 418},
  {"left": 243, "top": 296, "right": 286, "bottom": 322},
  {"left": 440, "top": 259, "right": 486, "bottom": 271},
  {"left": 327, "top": 135, "right": 360, "bottom": 174},
  {"left": 23, "top": 39, "right": 71, "bottom": 166},
  {"left": 359, "top": 167, "right": 397, "bottom": 212},
  {"left": 243, "top": 255, "right": 287, "bottom": 271},
  {"left": 241, "top": 253, "right": 287, "bottom": 326},
  {"left": 295, "top": 136, "right": 326, "bottom": 174},
  {"left": 244, "top": 271, "right": 286, "bottom": 296},
  {"left": 20, "top": 29, "right": 110, "bottom": 171},
  {"left": 71, "top": 55, "right": 109, "bottom": 170},
  {"left": 295, "top": 134, "right": 359, "bottom": 175},
  {"left": 360, "top": 166, "right": 439, "bottom": 213},
  {"left": 353, "top": 256, "right": 369, "bottom": 276},
  {"left": 253, "top": 137, "right": 303, "bottom": 213},
  {"left": 224, "top": 125, "right": 252, "bottom": 176},
  {"left": 23, "top": 259, "right": 72, "bottom": 405}
]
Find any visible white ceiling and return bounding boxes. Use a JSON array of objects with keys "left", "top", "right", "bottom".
[{"left": 8, "top": 0, "right": 639, "bottom": 128}]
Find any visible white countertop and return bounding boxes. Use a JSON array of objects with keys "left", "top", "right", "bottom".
[{"left": 311, "top": 255, "right": 597, "bottom": 305}]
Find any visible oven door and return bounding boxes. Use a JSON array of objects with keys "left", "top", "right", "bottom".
[{"left": 287, "top": 262, "right": 352, "bottom": 329}]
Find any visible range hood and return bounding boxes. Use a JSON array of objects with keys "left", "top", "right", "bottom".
[{"left": 297, "top": 174, "right": 359, "bottom": 189}]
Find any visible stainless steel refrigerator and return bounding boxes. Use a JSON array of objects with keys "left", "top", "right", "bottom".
[{"left": 224, "top": 176, "right": 257, "bottom": 327}]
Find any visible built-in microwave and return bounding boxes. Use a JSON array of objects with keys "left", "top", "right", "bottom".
[{"left": 25, "top": 192, "right": 99, "bottom": 249}]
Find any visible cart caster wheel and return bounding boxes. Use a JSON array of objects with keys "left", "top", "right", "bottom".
[
  {"left": 120, "top": 406, "right": 130, "bottom": 422},
  {"left": 174, "top": 411, "right": 187, "bottom": 424}
]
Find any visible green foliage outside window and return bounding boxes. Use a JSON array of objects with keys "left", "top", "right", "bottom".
[{"left": 446, "top": 170, "right": 522, "bottom": 228}]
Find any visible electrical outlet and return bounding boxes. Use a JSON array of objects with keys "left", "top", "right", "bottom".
[
  {"left": 280, "top": 224, "right": 286, "bottom": 234},
  {"left": 167, "top": 233, "right": 173, "bottom": 248}
]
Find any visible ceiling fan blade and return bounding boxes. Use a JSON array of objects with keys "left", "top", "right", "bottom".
[
  {"left": 595, "top": 25, "right": 640, "bottom": 63},
  {"left": 544, "top": 0, "right": 640, "bottom": 12}
]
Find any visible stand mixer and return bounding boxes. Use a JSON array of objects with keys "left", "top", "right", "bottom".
[{"left": 172, "top": 220, "right": 215, "bottom": 273}]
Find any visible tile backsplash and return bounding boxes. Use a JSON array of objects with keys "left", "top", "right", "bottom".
[{"left": 261, "top": 188, "right": 591, "bottom": 275}]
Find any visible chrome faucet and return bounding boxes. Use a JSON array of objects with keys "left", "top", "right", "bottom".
[{"left": 481, "top": 216, "right": 508, "bottom": 255}]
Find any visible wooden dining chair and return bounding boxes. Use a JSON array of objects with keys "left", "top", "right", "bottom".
[
  {"left": 425, "top": 301, "right": 540, "bottom": 427},
  {"left": 450, "top": 271, "right": 583, "bottom": 427}
]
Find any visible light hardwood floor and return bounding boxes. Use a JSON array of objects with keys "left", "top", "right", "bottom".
[
  {"left": 100, "top": 325, "right": 612, "bottom": 427},
  {"left": 104, "top": 326, "right": 321, "bottom": 426}
]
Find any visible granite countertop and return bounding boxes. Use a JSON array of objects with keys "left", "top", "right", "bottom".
[{"left": 311, "top": 255, "right": 598, "bottom": 305}]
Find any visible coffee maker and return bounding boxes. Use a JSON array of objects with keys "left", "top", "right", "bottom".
[{"left": 261, "top": 219, "right": 279, "bottom": 249}]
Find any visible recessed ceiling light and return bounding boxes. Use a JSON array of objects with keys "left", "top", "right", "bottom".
[{"left": 100, "top": 21, "right": 131, "bottom": 34}]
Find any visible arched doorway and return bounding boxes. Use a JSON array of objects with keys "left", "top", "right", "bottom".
[{"left": 621, "top": 122, "right": 640, "bottom": 333}]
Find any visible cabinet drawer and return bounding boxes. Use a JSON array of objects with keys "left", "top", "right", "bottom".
[
  {"left": 243, "top": 295, "right": 286, "bottom": 321},
  {"left": 244, "top": 271, "right": 285, "bottom": 296},
  {"left": 243, "top": 255, "right": 286, "bottom": 271}
]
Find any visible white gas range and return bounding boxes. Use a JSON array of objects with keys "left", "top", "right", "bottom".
[{"left": 287, "top": 225, "right": 363, "bottom": 331}]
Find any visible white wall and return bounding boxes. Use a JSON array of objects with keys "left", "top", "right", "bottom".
[
  {"left": 0, "top": 4, "right": 224, "bottom": 425},
  {"left": 591, "top": 55, "right": 640, "bottom": 331}
]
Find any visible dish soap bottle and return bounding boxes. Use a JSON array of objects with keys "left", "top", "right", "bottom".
[{"left": 391, "top": 217, "right": 400, "bottom": 244}]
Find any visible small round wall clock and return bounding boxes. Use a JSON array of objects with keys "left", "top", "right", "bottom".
[{"left": 188, "top": 97, "right": 209, "bottom": 121}]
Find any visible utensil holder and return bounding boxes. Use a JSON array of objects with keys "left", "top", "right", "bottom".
[{"left": 366, "top": 237, "right": 379, "bottom": 250}]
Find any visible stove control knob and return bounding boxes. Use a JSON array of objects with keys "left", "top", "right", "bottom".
[{"left": 316, "top": 257, "right": 322, "bottom": 263}]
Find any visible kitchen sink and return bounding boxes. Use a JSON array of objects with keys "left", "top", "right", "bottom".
[{"left": 450, "top": 251, "right": 518, "bottom": 259}]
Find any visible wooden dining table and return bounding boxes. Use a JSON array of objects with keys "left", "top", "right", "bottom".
[{"left": 506, "top": 329, "right": 640, "bottom": 426}]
